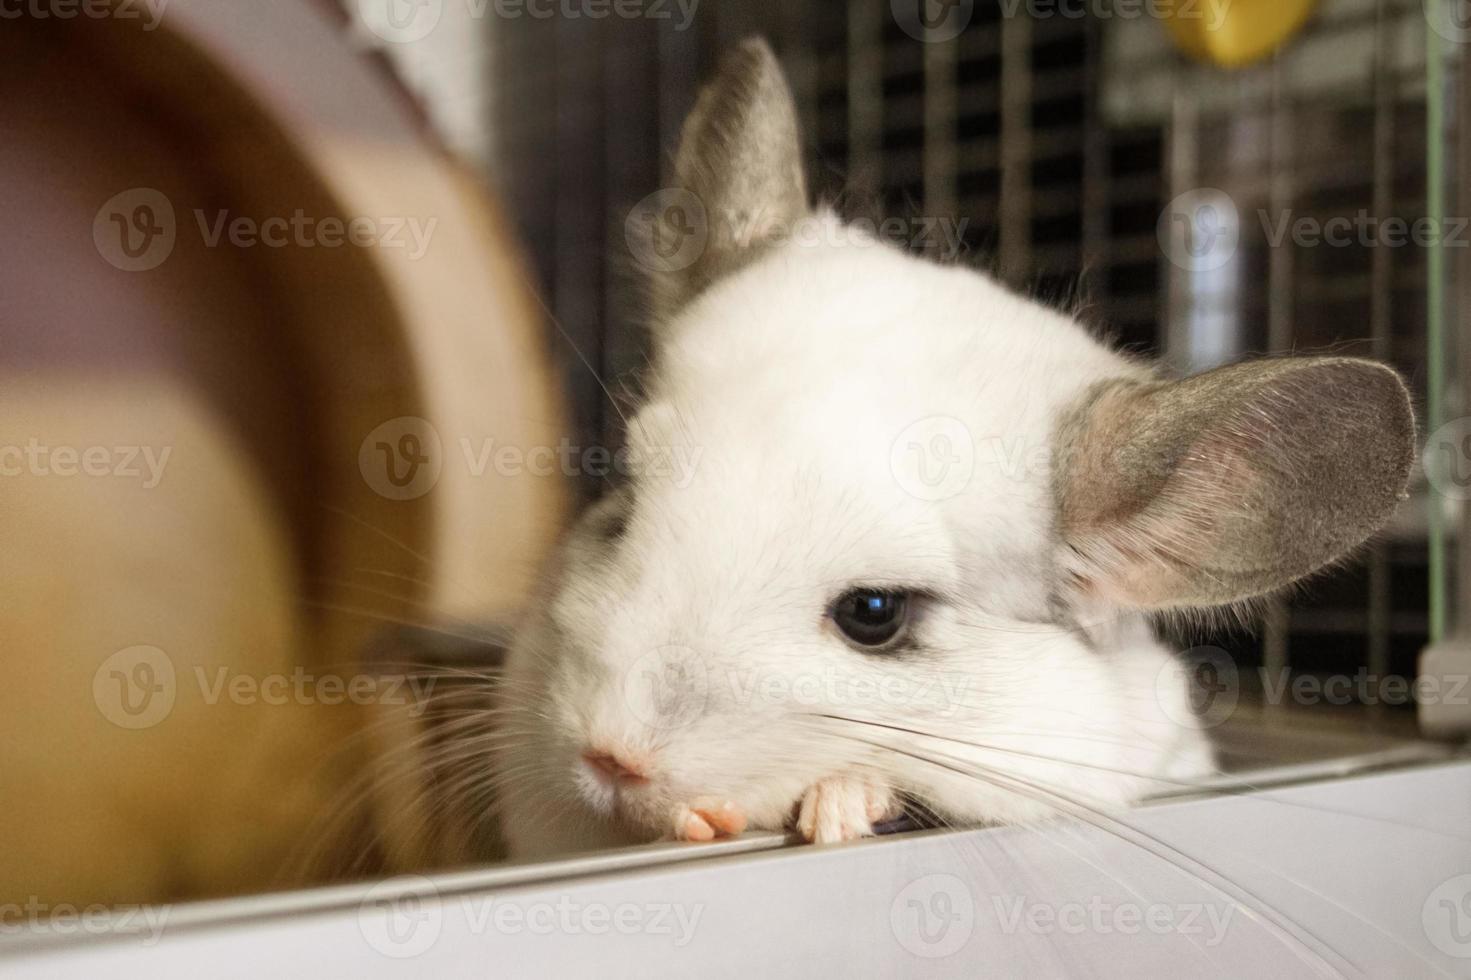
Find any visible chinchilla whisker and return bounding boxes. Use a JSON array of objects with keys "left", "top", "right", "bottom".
[
  {"left": 827, "top": 728, "right": 1371, "bottom": 979},
  {"left": 300, "top": 576, "right": 445, "bottom": 610},
  {"left": 806, "top": 713, "right": 1471, "bottom": 846},
  {"left": 317, "top": 504, "right": 440, "bottom": 569},
  {"left": 940, "top": 747, "right": 1452, "bottom": 979},
  {"left": 803, "top": 712, "right": 1190, "bottom": 780},
  {"left": 432, "top": 763, "right": 538, "bottom": 816},
  {"left": 299, "top": 599, "right": 496, "bottom": 639}
]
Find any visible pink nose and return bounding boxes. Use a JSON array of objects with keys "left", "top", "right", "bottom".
[{"left": 582, "top": 750, "right": 651, "bottom": 786}]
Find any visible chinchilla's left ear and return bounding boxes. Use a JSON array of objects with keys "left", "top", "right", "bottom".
[
  {"left": 1054, "top": 357, "right": 1416, "bottom": 610},
  {"left": 646, "top": 36, "right": 809, "bottom": 323}
]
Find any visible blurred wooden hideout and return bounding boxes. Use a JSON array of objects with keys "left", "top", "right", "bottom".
[{"left": 0, "top": 0, "right": 568, "bottom": 905}]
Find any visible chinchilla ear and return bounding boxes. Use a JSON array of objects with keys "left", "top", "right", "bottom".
[
  {"left": 644, "top": 36, "right": 809, "bottom": 323},
  {"left": 1054, "top": 357, "right": 1415, "bottom": 610}
]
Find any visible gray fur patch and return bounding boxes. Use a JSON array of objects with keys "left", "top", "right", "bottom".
[{"left": 651, "top": 37, "right": 808, "bottom": 322}]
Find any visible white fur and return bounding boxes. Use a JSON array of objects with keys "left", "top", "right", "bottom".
[{"left": 492, "top": 215, "right": 1215, "bottom": 858}]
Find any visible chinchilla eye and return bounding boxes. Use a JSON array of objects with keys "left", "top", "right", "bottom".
[{"left": 830, "top": 589, "right": 909, "bottom": 649}]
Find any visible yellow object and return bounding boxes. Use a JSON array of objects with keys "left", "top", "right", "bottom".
[{"left": 1162, "top": 0, "right": 1319, "bottom": 69}]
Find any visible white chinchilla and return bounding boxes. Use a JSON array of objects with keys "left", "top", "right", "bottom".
[{"left": 491, "top": 38, "right": 1415, "bottom": 858}]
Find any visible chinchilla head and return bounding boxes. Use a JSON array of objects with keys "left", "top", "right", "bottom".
[{"left": 491, "top": 38, "right": 1415, "bottom": 858}]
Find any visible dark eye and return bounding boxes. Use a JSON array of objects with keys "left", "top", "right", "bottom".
[{"left": 831, "top": 589, "right": 910, "bottom": 649}]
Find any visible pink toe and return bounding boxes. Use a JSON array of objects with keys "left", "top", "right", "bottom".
[{"left": 680, "top": 812, "right": 715, "bottom": 842}]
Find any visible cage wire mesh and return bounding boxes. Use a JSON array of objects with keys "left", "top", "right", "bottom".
[{"left": 365, "top": 0, "right": 1465, "bottom": 732}]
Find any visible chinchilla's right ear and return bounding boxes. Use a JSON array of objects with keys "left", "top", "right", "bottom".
[
  {"left": 644, "top": 36, "right": 809, "bottom": 325},
  {"left": 1053, "top": 357, "right": 1416, "bottom": 611}
]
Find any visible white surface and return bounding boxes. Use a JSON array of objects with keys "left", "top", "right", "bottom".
[{"left": 4, "top": 760, "right": 1471, "bottom": 978}]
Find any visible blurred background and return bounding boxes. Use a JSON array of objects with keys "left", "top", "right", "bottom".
[
  {"left": 1, "top": 0, "right": 1468, "bottom": 915},
  {"left": 400, "top": 0, "right": 1465, "bottom": 741}
]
